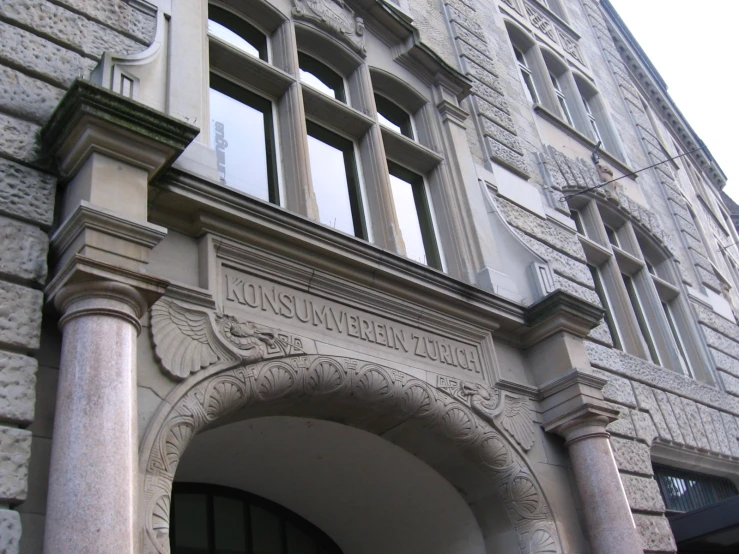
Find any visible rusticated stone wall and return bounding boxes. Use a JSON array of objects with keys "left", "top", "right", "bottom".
[
  {"left": 461, "top": 1, "right": 739, "bottom": 552},
  {"left": 0, "top": 2, "right": 155, "bottom": 552}
]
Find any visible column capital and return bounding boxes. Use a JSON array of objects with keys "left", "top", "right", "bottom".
[
  {"left": 46, "top": 254, "right": 168, "bottom": 332},
  {"left": 544, "top": 403, "right": 620, "bottom": 445}
]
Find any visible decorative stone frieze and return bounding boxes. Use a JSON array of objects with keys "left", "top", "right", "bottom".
[
  {"left": 437, "top": 378, "right": 536, "bottom": 451},
  {"left": 141, "top": 355, "right": 562, "bottom": 554}
]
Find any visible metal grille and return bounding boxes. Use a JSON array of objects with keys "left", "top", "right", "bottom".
[{"left": 654, "top": 465, "right": 738, "bottom": 513}]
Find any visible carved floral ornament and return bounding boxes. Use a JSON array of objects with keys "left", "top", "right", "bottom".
[
  {"left": 144, "top": 299, "right": 558, "bottom": 553},
  {"left": 292, "top": 0, "right": 366, "bottom": 54}
]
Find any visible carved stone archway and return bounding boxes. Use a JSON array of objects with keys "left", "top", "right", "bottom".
[{"left": 139, "top": 354, "right": 562, "bottom": 554}]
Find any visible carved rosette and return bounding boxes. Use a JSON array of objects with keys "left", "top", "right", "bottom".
[
  {"left": 292, "top": 0, "right": 366, "bottom": 55},
  {"left": 141, "top": 355, "right": 561, "bottom": 554}
]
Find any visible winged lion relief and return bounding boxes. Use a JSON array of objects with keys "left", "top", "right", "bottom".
[{"left": 150, "top": 299, "right": 306, "bottom": 380}]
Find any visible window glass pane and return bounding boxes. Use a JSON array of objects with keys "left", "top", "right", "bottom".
[
  {"left": 210, "top": 87, "right": 272, "bottom": 202},
  {"left": 307, "top": 127, "right": 362, "bottom": 237},
  {"left": 605, "top": 225, "right": 619, "bottom": 247},
  {"left": 286, "top": 522, "right": 318, "bottom": 554},
  {"left": 390, "top": 173, "right": 427, "bottom": 265},
  {"left": 298, "top": 53, "right": 345, "bottom": 102},
  {"left": 208, "top": 20, "right": 261, "bottom": 59},
  {"left": 173, "top": 493, "right": 209, "bottom": 552},
  {"left": 375, "top": 95, "right": 413, "bottom": 139},
  {"left": 251, "top": 505, "right": 282, "bottom": 554},
  {"left": 589, "top": 265, "right": 622, "bottom": 350},
  {"left": 622, "top": 274, "right": 660, "bottom": 365},
  {"left": 662, "top": 302, "right": 692, "bottom": 376},
  {"left": 214, "top": 496, "right": 247, "bottom": 553}
]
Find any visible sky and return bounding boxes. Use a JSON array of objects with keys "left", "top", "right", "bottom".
[{"left": 608, "top": 0, "right": 739, "bottom": 202}]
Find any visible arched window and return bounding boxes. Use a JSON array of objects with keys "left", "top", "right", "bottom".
[
  {"left": 170, "top": 483, "right": 343, "bottom": 554},
  {"left": 569, "top": 198, "right": 714, "bottom": 383},
  {"left": 203, "top": 0, "right": 469, "bottom": 273}
]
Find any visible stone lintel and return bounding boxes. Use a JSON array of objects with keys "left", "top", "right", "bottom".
[
  {"left": 523, "top": 289, "right": 604, "bottom": 347},
  {"left": 50, "top": 201, "right": 167, "bottom": 277},
  {"left": 41, "top": 79, "right": 198, "bottom": 181},
  {"left": 46, "top": 254, "right": 168, "bottom": 311}
]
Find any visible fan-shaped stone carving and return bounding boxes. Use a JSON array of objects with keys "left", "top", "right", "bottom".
[
  {"left": 150, "top": 299, "right": 306, "bottom": 380},
  {"left": 141, "top": 356, "right": 561, "bottom": 554},
  {"left": 440, "top": 380, "right": 536, "bottom": 451},
  {"left": 151, "top": 300, "right": 223, "bottom": 379}
]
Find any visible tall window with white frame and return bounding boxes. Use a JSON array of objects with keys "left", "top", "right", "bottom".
[
  {"left": 297, "top": 53, "right": 366, "bottom": 238},
  {"left": 514, "top": 45, "right": 540, "bottom": 104},
  {"left": 205, "top": 2, "right": 457, "bottom": 273},
  {"left": 569, "top": 199, "right": 709, "bottom": 382},
  {"left": 549, "top": 70, "right": 574, "bottom": 126},
  {"left": 374, "top": 92, "right": 442, "bottom": 269},
  {"left": 208, "top": 6, "right": 278, "bottom": 203}
]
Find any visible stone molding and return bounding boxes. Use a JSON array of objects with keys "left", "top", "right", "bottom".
[
  {"left": 54, "top": 280, "right": 149, "bottom": 334},
  {"left": 40, "top": 79, "right": 198, "bottom": 180},
  {"left": 140, "top": 354, "right": 563, "bottom": 554},
  {"left": 46, "top": 254, "right": 168, "bottom": 310},
  {"left": 523, "top": 289, "right": 605, "bottom": 347}
]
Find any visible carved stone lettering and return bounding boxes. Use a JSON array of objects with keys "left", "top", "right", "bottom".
[{"left": 223, "top": 270, "right": 488, "bottom": 381}]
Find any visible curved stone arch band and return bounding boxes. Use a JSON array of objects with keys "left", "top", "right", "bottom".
[{"left": 139, "top": 355, "right": 562, "bottom": 554}]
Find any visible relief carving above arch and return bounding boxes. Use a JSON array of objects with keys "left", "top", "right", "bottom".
[
  {"left": 143, "top": 300, "right": 556, "bottom": 553},
  {"left": 292, "top": 0, "right": 366, "bottom": 54}
]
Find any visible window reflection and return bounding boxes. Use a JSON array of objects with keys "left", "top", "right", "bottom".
[
  {"left": 375, "top": 95, "right": 413, "bottom": 139},
  {"left": 307, "top": 123, "right": 364, "bottom": 238},
  {"left": 209, "top": 76, "right": 278, "bottom": 203},
  {"left": 298, "top": 53, "right": 346, "bottom": 102},
  {"left": 207, "top": 6, "right": 267, "bottom": 61},
  {"left": 208, "top": 20, "right": 261, "bottom": 58},
  {"left": 388, "top": 163, "right": 440, "bottom": 268}
]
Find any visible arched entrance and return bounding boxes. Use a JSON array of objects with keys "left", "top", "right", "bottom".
[{"left": 139, "top": 356, "right": 562, "bottom": 553}]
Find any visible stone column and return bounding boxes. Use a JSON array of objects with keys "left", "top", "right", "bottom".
[
  {"left": 43, "top": 281, "right": 147, "bottom": 554},
  {"left": 547, "top": 409, "right": 643, "bottom": 554}
]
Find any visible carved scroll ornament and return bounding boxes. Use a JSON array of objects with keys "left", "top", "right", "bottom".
[
  {"left": 292, "top": 0, "right": 366, "bottom": 54},
  {"left": 150, "top": 299, "right": 305, "bottom": 380}
]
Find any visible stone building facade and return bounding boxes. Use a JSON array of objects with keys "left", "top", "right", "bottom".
[{"left": 1, "top": 0, "right": 738, "bottom": 553}]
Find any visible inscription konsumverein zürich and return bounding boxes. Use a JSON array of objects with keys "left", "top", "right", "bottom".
[{"left": 223, "top": 270, "right": 484, "bottom": 379}]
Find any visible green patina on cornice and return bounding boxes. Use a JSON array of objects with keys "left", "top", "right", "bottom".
[{"left": 40, "top": 79, "right": 199, "bottom": 162}]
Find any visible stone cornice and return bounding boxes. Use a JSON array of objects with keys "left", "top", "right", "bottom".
[
  {"left": 538, "top": 369, "right": 608, "bottom": 399},
  {"left": 522, "top": 289, "right": 604, "bottom": 346},
  {"left": 152, "top": 168, "right": 531, "bottom": 334},
  {"left": 599, "top": 0, "right": 727, "bottom": 190},
  {"left": 356, "top": 0, "right": 472, "bottom": 99},
  {"left": 40, "top": 79, "right": 198, "bottom": 180}
]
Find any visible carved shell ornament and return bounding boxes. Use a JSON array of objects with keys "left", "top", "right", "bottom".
[
  {"left": 150, "top": 299, "right": 305, "bottom": 380},
  {"left": 438, "top": 380, "right": 536, "bottom": 452}
]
